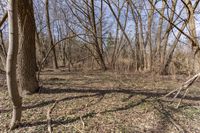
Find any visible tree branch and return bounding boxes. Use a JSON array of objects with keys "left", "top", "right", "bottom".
[{"left": 0, "top": 12, "right": 8, "bottom": 28}]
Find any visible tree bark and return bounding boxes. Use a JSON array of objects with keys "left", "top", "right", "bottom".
[
  {"left": 7, "top": 0, "right": 22, "bottom": 129},
  {"left": 17, "top": 0, "right": 39, "bottom": 94}
]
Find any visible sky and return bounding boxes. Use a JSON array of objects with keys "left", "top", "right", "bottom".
[{"left": 1, "top": 0, "right": 200, "bottom": 49}]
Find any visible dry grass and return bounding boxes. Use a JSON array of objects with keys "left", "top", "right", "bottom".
[{"left": 1, "top": 70, "right": 200, "bottom": 132}]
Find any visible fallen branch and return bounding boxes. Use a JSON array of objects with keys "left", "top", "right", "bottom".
[
  {"left": 47, "top": 101, "right": 57, "bottom": 133},
  {"left": 162, "top": 73, "right": 200, "bottom": 108},
  {"left": 80, "top": 116, "right": 85, "bottom": 130}
]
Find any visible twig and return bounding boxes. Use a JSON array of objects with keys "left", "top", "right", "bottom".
[
  {"left": 152, "top": 101, "right": 185, "bottom": 133},
  {"left": 176, "top": 88, "right": 189, "bottom": 109},
  {"left": 80, "top": 116, "right": 85, "bottom": 130},
  {"left": 163, "top": 88, "right": 179, "bottom": 98},
  {"left": 47, "top": 101, "right": 57, "bottom": 133}
]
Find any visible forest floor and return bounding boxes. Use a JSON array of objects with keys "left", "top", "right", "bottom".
[{"left": 1, "top": 69, "right": 200, "bottom": 133}]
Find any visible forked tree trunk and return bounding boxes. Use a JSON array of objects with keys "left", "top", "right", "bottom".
[
  {"left": 91, "top": 0, "right": 107, "bottom": 71},
  {"left": 17, "top": 0, "right": 39, "bottom": 94},
  {"left": 160, "top": 0, "right": 177, "bottom": 65},
  {"left": 7, "top": 0, "right": 22, "bottom": 129},
  {"left": 160, "top": 23, "right": 187, "bottom": 75}
]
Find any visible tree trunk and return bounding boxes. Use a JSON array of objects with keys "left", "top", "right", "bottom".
[
  {"left": 134, "top": 18, "right": 141, "bottom": 71},
  {"left": 7, "top": 0, "right": 22, "bottom": 129},
  {"left": 138, "top": 14, "right": 146, "bottom": 70},
  {"left": 45, "top": 0, "right": 58, "bottom": 69},
  {"left": 155, "top": 1, "right": 166, "bottom": 60},
  {"left": 125, "top": 0, "right": 141, "bottom": 71},
  {"left": 185, "top": 0, "right": 199, "bottom": 73},
  {"left": 146, "top": 0, "right": 155, "bottom": 71},
  {"left": 0, "top": 12, "right": 8, "bottom": 28},
  {"left": 35, "top": 31, "right": 44, "bottom": 67},
  {"left": 17, "top": 0, "right": 39, "bottom": 94},
  {"left": 91, "top": 0, "right": 107, "bottom": 71},
  {"left": 0, "top": 30, "right": 7, "bottom": 70},
  {"left": 62, "top": 42, "right": 66, "bottom": 67},
  {"left": 160, "top": 23, "right": 187, "bottom": 75},
  {"left": 160, "top": 0, "right": 177, "bottom": 65}
]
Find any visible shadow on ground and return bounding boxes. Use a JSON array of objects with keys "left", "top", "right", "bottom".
[
  {"left": 1, "top": 87, "right": 198, "bottom": 132},
  {"left": 39, "top": 87, "right": 200, "bottom": 101}
]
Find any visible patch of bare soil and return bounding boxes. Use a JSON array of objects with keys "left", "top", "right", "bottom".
[{"left": 1, "top": 70, "right": 200, "bottom": 133}]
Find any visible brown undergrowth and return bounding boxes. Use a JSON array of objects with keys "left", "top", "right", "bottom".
[{"left": 1, "top": 70, "right": 200, "bottom": 133}]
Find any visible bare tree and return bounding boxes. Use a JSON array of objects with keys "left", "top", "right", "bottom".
[
  {"left": 109, "top": 0, "right": 129, "bottom": 69},
  {"left": 155, "top": 1, "right": 166, "bottom": 60},
  {"left": 160, "top": 0, "right": 177, "bottom": 65},
  {"left": 7, "top": 0, "right": 22, "bottom": 129},
  {"left": 186, "top": 0, "right": 200, "bottom": 72},
  {"left": 90, "top": 0, "right": 107, "bottom": 70},
  {"left": 17, "top": 0, "right": 39, "bottom": 94},
  {"left": 145, "top": 0, "right": 155, "bottom": 71},
  {"left": 0, "top": 13, "right": 8, "bottom": 70},
  {"left": 45, "top": 0, "right": 58, "bottom": 69}
]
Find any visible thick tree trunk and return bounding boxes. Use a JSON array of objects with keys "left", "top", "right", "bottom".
[
  {"left": 17, "top": 0, "right": 39, "bottom": 94},
  {"left": 7, "top": 0, "right": 22, "bottom": 129},
  {"left": 45, "top": 0, "right": 58, "bottom": 69}
]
